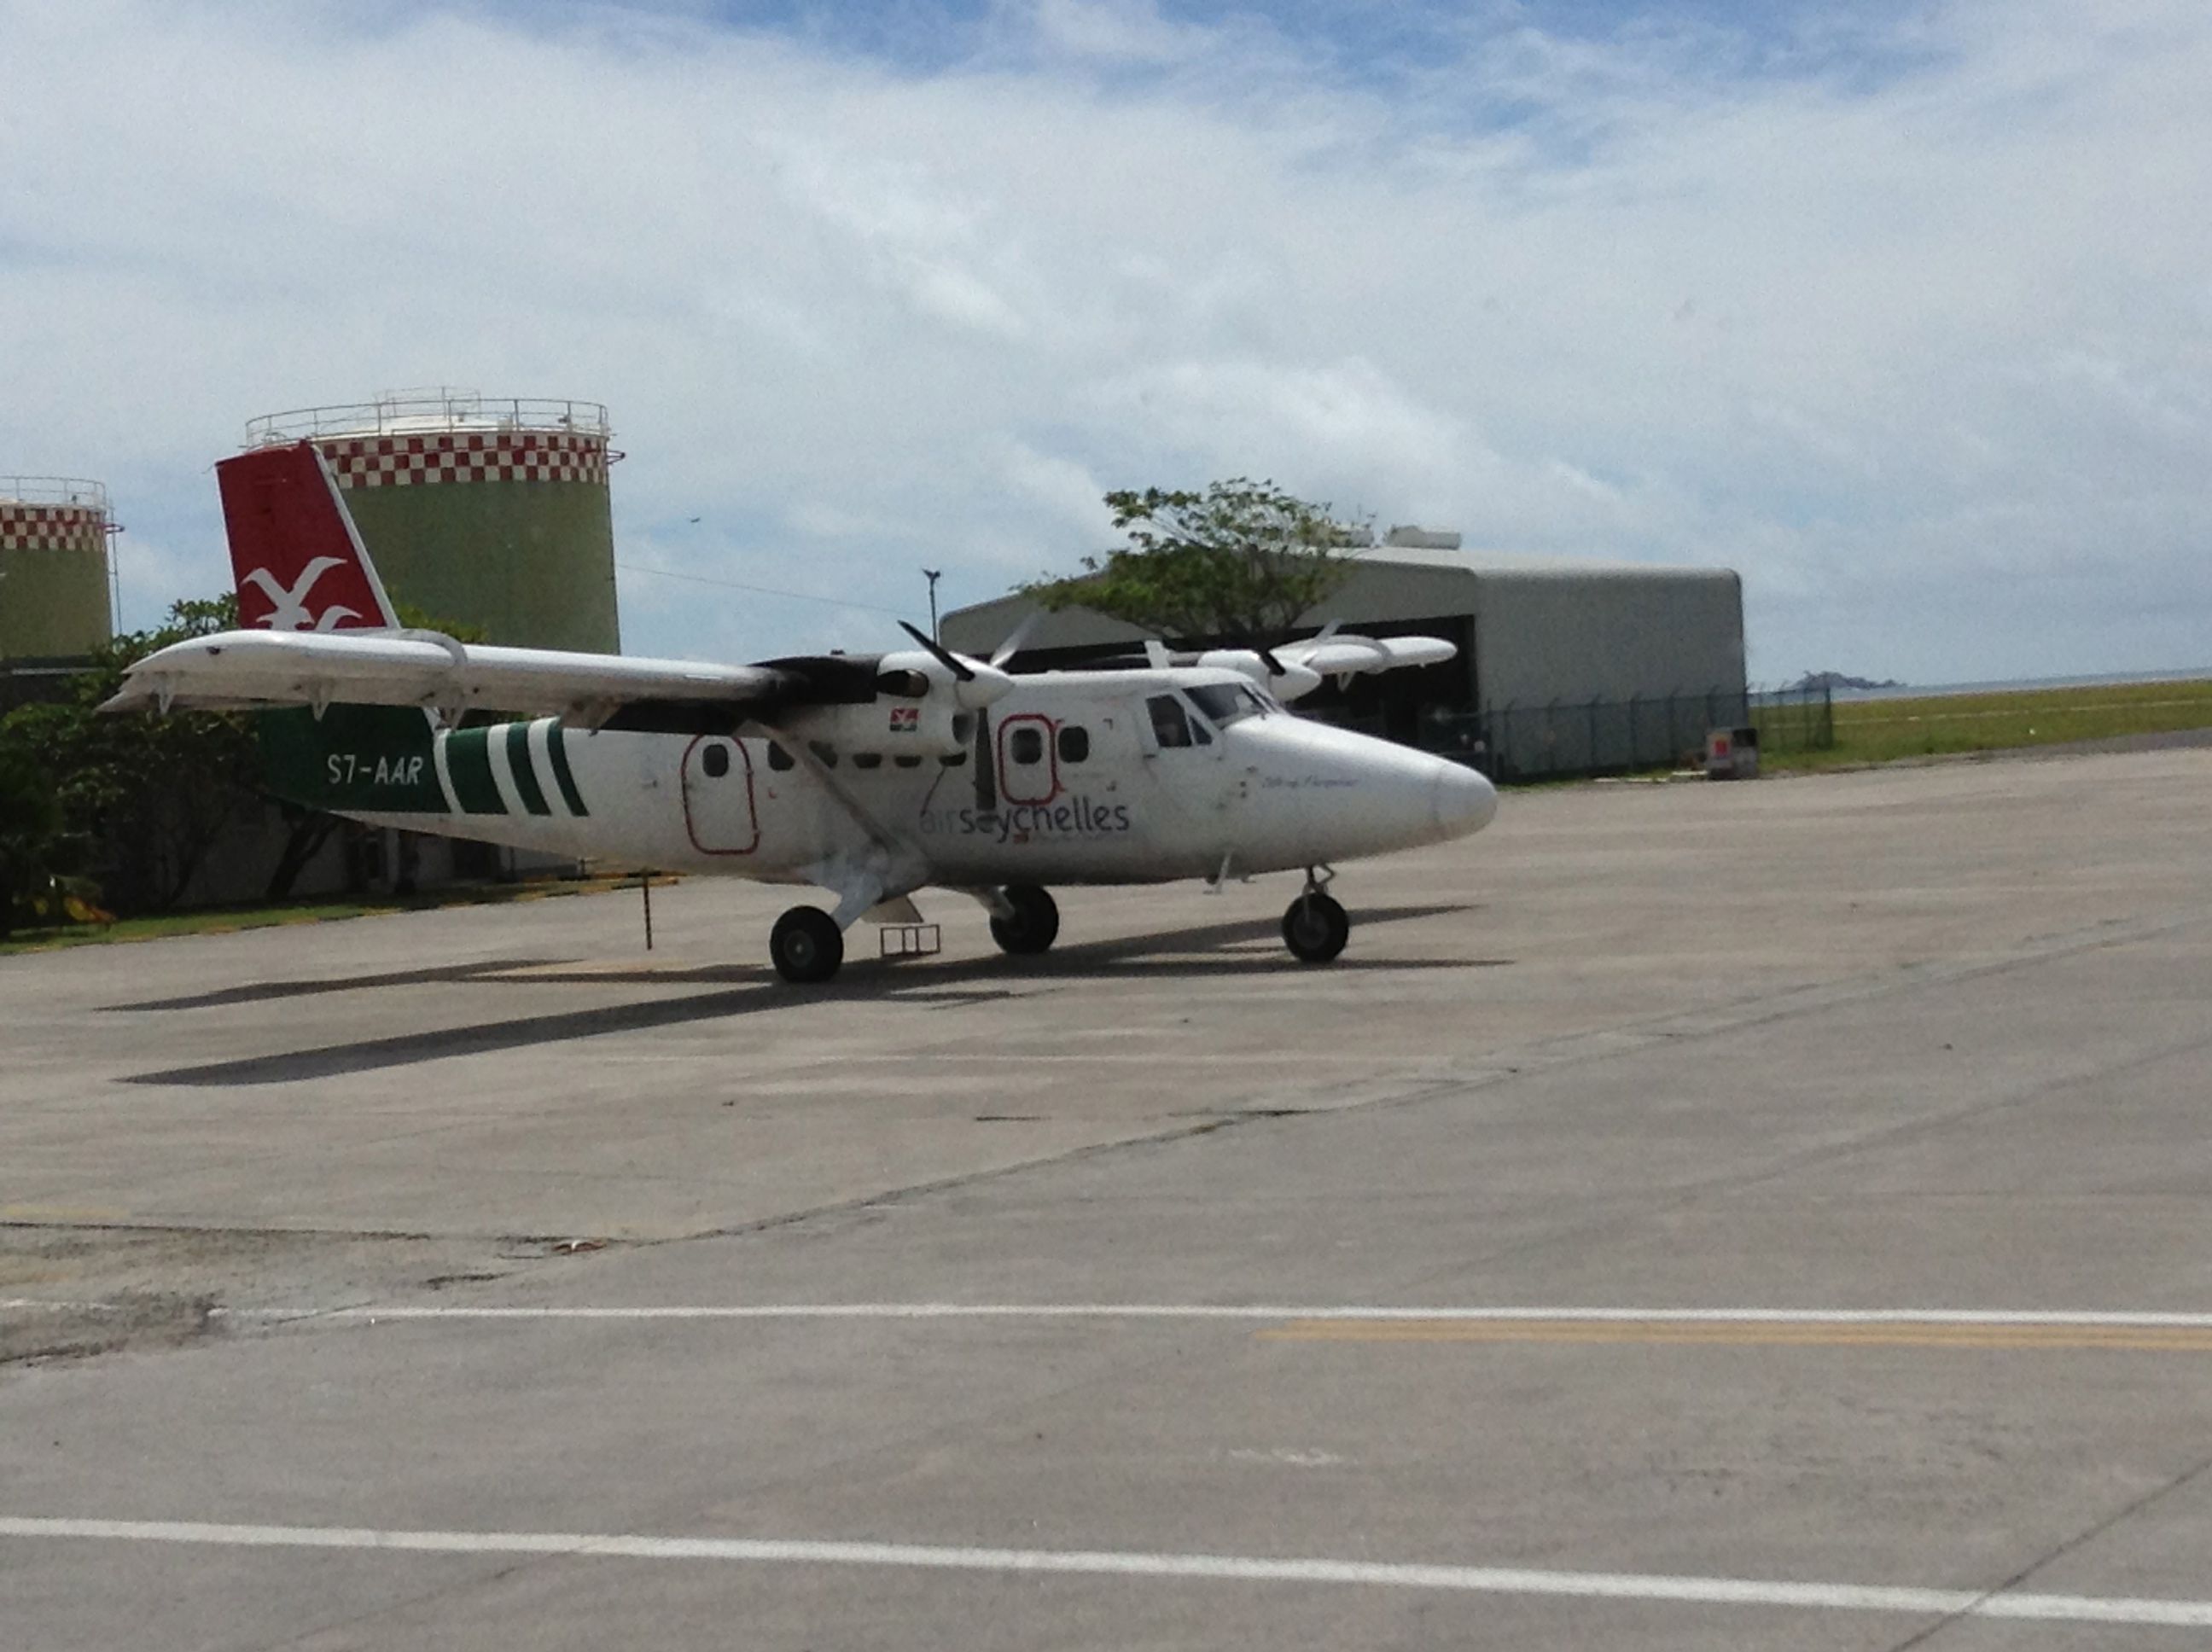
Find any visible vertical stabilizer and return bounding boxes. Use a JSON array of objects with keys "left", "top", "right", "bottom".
[{"left": 218, "top": 441, "right": 399, "bottom": 631}]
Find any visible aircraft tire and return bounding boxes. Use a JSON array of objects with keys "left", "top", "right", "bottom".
[
  {"left": 1282, "top": 892, "right": 1349, "bottom": 964},
  {"left": 771, "top": 905, "right": 844, "bottom": 984},
  {"left": 989, "top": 884, "right": 1060, "bottom": 955}
]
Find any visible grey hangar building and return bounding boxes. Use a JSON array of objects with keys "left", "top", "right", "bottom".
[{"left": 942, "top": 538, "right": 1749, "bottom": 781}]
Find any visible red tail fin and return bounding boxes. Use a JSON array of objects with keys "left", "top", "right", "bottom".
[{"left": 218, "top": 441, "right": 398, "bottom": 631}]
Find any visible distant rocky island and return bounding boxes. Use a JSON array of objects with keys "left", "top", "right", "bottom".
[{"left": 1788, "top": 671, "right": 1904, "bottom": 692}]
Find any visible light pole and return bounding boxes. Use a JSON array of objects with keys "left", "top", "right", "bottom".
[{"left": 923, "top": 568, "right": 943, "bottom": 643}]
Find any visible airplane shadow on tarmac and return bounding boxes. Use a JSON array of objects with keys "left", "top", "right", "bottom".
[
  {"left": 121, "top": 905, "right": 1506, "bottom": 1088},
  {"left": 105, "top": 959, "right": 552, "bottom": 1014}
]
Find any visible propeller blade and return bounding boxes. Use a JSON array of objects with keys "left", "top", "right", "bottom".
[
  {"left": 899, "top": 620, "right": 975, "bottom": 683},
  {"left": 989, "top": 609, "right": 1042, "bottom": 670},
  {"left": 1257, "top": 644, "right": 1288, "bottom": 676}
]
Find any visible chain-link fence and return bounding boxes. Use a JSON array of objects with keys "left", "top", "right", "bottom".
[{"left": 1409, "top": 684, "right": 1833, "bottom": 781}]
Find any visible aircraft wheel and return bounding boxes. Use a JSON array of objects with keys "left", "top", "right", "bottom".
[
  {"left": 771, "top": 905, "right": 844, "bottom": 984},
  {"left": 989, "top": 884, "right": 1060, "bottom": 955},
  {"left": 1282, "top": 892, "right": 1349, "bottom": 964}
]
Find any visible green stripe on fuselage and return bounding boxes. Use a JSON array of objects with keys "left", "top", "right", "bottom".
[
  {"left": 505, "top": 722, "right": 552, "bottom": 816},
  {"left": 444, "top": 726, "right": 505, "bottom": 815},
  {"left": 545, "top": 722, "right": 589, "bottom": 817}
]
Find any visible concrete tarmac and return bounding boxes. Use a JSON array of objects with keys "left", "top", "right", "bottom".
[{"left": 4, "top": 747, "right": 2211, "bottom": 1648}]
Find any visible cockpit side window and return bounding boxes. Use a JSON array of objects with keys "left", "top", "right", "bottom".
[
  {"left": 1147, "top": 694, "right": 1194, "bottom": 748},
  {"left": 1185, "top": 683, "right": 1264, "bottom": 727}
]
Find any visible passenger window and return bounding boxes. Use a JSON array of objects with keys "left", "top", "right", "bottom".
[
  {"left": 1057, "top": 725, "right": 1090, "bottom": 764},
  {"left": 1010, "top": 726, "right": 1045, "bottom": 765},
  {"left": 808, "top": 740, "right": 838, "bottom": 768},
  {"left": 894, "top": 754, "right": 923, "bottom": 769},
  {"left": 766, "top": 742, "right": 795, "bottom": 772},
  {"left": 853, "top": 752, "right": 882, "bottom": 770},
  {"left": 1147, "top": 695, "right": 1193, "bottom": 748},
  {"left": 940, "top": 749, "right": 969, "bottom": 767},
  {"left": 701, "top": 742, "right": 731, "bottom": 778}
]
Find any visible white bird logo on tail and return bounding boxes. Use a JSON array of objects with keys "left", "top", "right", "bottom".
[{"left": 242, "top": 558, "right": 360, "bottom": 631}]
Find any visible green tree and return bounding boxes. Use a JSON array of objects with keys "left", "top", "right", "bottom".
[
  {"left": 3, "top": 596, "right": 503, "bottom": 920},
  {"left": 1021, "top": 478, "right": 1357, "bottom": 647},
  {"left": 0, "top": 737, "right": 65, "bottom": 937},
  {"left": 1, "top": 596, "right": 259, "bottom": 914}
]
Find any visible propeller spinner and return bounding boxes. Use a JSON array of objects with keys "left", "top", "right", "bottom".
[{"left": 896, "top": 622, "right": 1016, "bottom": 708}]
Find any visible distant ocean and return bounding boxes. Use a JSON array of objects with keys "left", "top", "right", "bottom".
[{"left": 1820, "top": 667, "right": 2212, "bottom": 704}]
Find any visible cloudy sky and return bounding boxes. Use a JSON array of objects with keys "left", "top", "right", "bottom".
[{"left": 3, "top": 0, "right": 2208, "bottom": 684}]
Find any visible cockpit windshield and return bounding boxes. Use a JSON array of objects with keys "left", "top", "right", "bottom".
[{"left": 1185, "top": 683, "right": 1267, "bottom": 728}]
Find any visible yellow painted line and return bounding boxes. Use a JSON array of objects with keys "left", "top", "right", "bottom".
[{"left": 1258, "top": 1318, "right": 2212, "bottom": 1352}]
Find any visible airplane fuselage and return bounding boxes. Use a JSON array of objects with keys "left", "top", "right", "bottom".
[{"left": 328, "top": 666, "right": 1497, "bottom": 889}]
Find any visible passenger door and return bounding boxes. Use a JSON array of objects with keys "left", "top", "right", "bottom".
[{"left": 680, "top": 735, "right": 759, "bottom": 854}]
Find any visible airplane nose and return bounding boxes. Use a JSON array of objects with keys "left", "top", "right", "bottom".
[{"left": 1430, "top": 761, "right": 1498, "bottom": 837}]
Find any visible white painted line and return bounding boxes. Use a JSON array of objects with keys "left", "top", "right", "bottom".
[
  {"left": 483, "top": 725, "right": 529, "bottom": 820},
  {"left": 271, "top": 1303, "right": 2212, "bottom": 1328},
  {"left": 2, "top": 1516, "right": 2208, "bottom": 1627},
  {"left": 429, "top": 730, "right": 462, "bottom": 816},
  {"left": 526, "top": 718, "right": 570, "bottom": 818}
]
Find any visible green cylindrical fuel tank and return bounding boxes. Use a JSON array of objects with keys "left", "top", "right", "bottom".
[
  {"left": 245, "top": 394, "right": 621, "bottom": 654},
  {"left": 0, "top": 479, "right": 113, "bottom": 660}
]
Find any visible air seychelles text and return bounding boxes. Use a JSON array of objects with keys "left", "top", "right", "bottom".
[{"left": 918, "top": 796, "right": 1133, "bottom": 844}]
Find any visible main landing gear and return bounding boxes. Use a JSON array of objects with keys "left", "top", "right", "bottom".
[
  {"left": 770, "top": 905, "right": 843, "bottom": 984},
  {"left": 988, "top": 883, "right": 1060, "bottom": 956},
  {"left": 1282, "top": 867, "right": 1349, "bottom": 964}
]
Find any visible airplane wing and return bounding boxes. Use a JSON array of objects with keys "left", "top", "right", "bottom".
[{"left": 99, "top": 627, "right": 932, "bottom": 732}]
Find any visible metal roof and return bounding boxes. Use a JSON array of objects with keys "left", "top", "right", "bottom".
[{"left": 1336, "top": 545, "right": 1732, "bottom": 579}]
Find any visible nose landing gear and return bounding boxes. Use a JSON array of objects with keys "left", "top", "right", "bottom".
[{"left": 1282, "top": 866, "right": 1348, "bottom": 964}]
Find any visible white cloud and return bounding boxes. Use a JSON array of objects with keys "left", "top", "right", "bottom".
[
  {"left": 1025, "top": 0, "right": 1208, "bottom": 66},
  {"left": 1, "top": 0, "right": 2208, "bottom": 682}
]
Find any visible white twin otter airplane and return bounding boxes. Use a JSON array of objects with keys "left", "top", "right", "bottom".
[{"left": 108, "top": 443, "right": 1498, "bottom": 981}]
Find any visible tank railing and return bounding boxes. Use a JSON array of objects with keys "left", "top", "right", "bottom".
[
  {"left": 0, "top": 476, "right": 109, "bottom": 510},
  {"left": 246, "top": 396, "right": 612, "bottom": 445}
]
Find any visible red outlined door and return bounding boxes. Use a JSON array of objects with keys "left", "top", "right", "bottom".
[
  {"left": 681, "top": 736, "right": 759, "bottom": 854},
  {"left": 996, "top": 713, "right": 1060, "bottom": 806}
]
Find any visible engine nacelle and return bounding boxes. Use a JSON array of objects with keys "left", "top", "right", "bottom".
[
  {"left": 1195, "top": 648, "right": 1324, "bottom": 702},
  {"left": 778, "top": 695, "right": 973, "bottom": 759}
]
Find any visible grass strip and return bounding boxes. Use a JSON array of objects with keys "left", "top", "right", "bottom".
[
  {"left": 1759, "top": 678, "right": 2212, "bottom": 772},
  {"left": 0, "top": 873, "right": 658, "bottom": 957}
]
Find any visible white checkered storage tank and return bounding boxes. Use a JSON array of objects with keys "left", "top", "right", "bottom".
[
  {"left": 245, "top": 392, "right": 620, "bottom": 654},
  {"left": 0, "top": 478, "right": 114, "bottom": 660}
]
